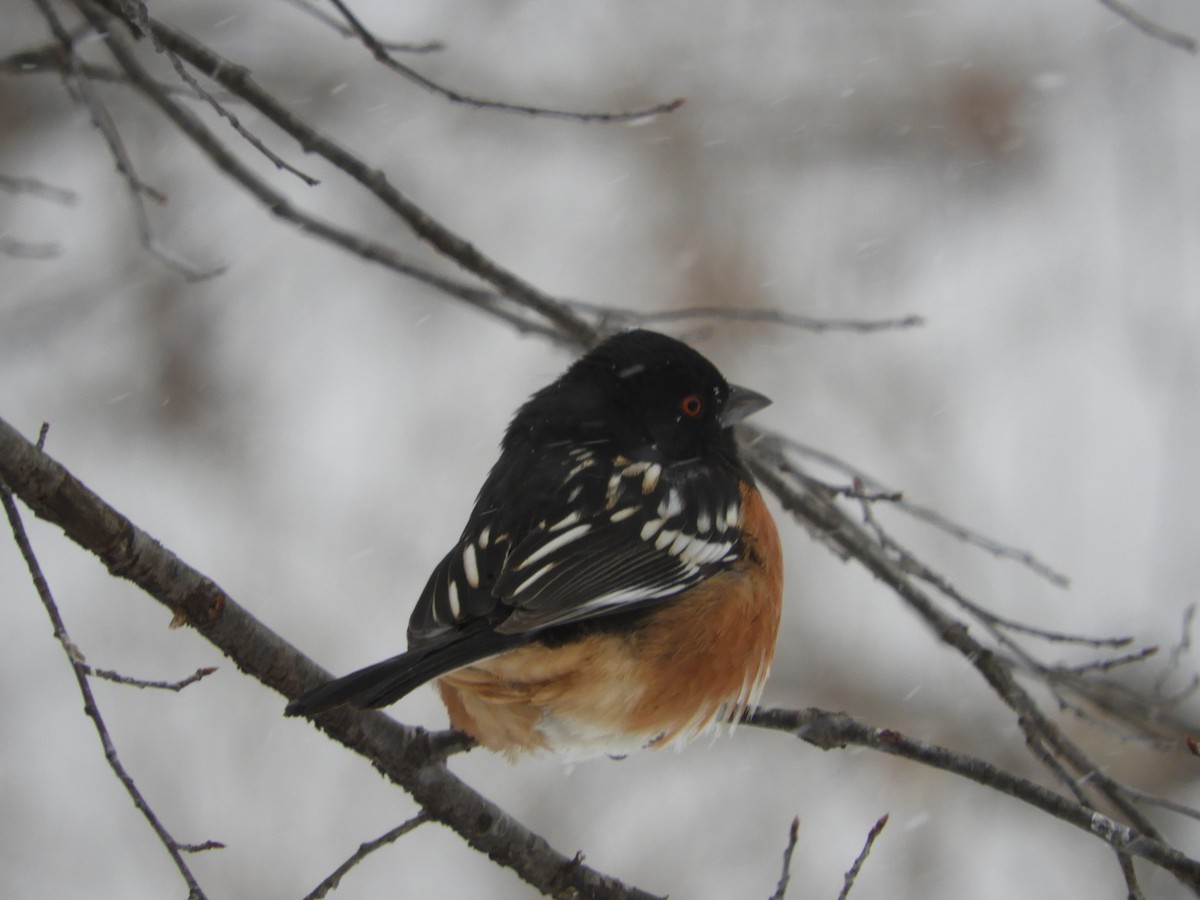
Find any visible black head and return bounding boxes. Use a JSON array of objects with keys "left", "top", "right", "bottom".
[{"left": 508, "top": 329, "right": 769, "bottom": 465}]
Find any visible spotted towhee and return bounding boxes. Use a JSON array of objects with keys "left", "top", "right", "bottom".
[{"left": 287, "top": 329, "right": 783, "bottom": 759}]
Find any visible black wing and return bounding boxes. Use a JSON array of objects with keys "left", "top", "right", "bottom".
[{"left": 407, "top": 444, "right": 744, "bottom": 646}]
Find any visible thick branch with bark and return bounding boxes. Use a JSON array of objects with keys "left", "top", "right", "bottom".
[
  {"left": 0, "top": 415, "right": 657, "bottom": 900},
  {"left": 3, "top": 410, "right": 1199, "bottom": 896}
]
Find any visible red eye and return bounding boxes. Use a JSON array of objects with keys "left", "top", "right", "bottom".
[{"left": 680, "top": 395, "right": 704, "bottom": 418}]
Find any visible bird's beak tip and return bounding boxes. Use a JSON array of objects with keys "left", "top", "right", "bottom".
[{"left": 723, "top": 384, "right": 771, "bottom": 426}]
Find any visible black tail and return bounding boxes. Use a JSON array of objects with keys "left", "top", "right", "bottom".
[{"left": 285, "top": 626, "right": 533, "bottom": 717}]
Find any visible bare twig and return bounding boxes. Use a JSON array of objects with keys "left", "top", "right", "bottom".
[
  {"left": 0, "top": 172, "right": 79, "bottom": 204},
  {"left": 67, "top": 1, "right": 561, "bottom": 339},
  {"left": 82, "top": 0, "right": 599, "bottom": 344},
  {"left": 570, "top": 300, "right": 925, "bottom": 335},
  {"left": 761, "top": 429, "right": 1071, "bottom": 588},
  {"left": 304, "top": 812, "right": 430, "bottom": 900},
  {"left": 1116, "top": 849, "right": 1146, "bottom": 900},
  {"left": 953, "top": 594, "right": 1132, "bottom": 649},
  {"left": 1156, "top": 604, "right": 1197, "bottom": 696},
  {"left": 1097, "top": 0, "right": 1197, "bottom": 53},
  {"left": 29, "top": 0, "right": 224, "bottom": 281},
  {"left": 768, "top": 817, "right": 800, "bottom": 900},
  {"left": 280, "top": 0, "right": 444, "bottom": 53},
  {"left": 327, "top": 0, "right": 683, "bottom": 123},
  {"left": 743, "top": 442, "right": 1168, "bottom": 843},
  {"left": 837, "top": 814, "right": 889, "bottom": 900},
  {"left": 156, "top": 46, "right": 320, "bottom": 186},
  {"left": 1121, "top": 785, "right": 1200, "bottom": 825},
  {"left": 746, "top": 707, "right": 1200, "bottom": 891},
  {"left": 0, "top": 40, "right": 241, "bottom": 99},
  {"left": 1, "top": 487, "right": 215, "bottom": 899},
  {"left": 1049, "top": 645, "right": 1159, "bottom": 677},
  {"left": 90, "top": 665, "right": 218, "bottom": 691}
]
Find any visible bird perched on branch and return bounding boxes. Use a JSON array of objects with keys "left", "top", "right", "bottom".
[{"left": 287, "top": 329, "right": 783, "bottom": 760}]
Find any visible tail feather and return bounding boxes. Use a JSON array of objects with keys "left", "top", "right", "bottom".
[{"left": 285, "top": 627, "right": 532, "bottom": 717}]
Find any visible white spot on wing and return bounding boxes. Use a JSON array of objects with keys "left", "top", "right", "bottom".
[
  {"left": 686, "top": 540, "right": 729, "bottom": 566},
  {"left": 447, "top": 579, "right": 461, "bottom": 619},
  {"left": 478, "top": 526, "right": 491, "bottom": 549},
  {"left": 642, "top": 463, "right": 662, "bottom": 494},
  {"left": 518, "top": 523, "right": 592, "bottom": 569},
  {"left": 462, "top": 544, "right": 480, "bottom": 588},
  {"left": 610, "top": 507, "right": 637, "bottom": 523},
  {"left": 640, "top": 518, "right": 665, "bottom": 540},
  {"left": 512, "top": 561, "right": 556, "bottom": 597},
  {"left": 605, "top": 472, "right": 624, "bottom": 508},
  {"left": 654, "top": 528, "right": 678, "bottom": 551},
  {"left": 668, "top": 532, "right": 692, "bottom": 557},
  {"left": 567, "top": 457, "right": 595, "bottom": 480},
  {"left": 549, "top": 510, "right": 583, "bottom": 532},
  {"left": 657, "top": 488, "right": 683, "bottom": 520},
  {"left": 725, "top": 502, "right": 740, "bottom": 530}
]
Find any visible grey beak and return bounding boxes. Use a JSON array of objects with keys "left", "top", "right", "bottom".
[{"left": 722, "top": 384, "right": 771, "bottom": 426}]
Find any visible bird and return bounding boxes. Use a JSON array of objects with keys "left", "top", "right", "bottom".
[{"left": 286, "top": 329, "right": 783, "bottom": 760}]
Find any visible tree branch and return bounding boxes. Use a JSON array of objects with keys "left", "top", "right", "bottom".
[
  {"left": 82, "top": 0, "right": 600, "bottom": 346},
  {"left": 740, "top": 437, "right": 1186, "bottom": 857},
  {"left": 0, "top": 414, "right": 661, "bottom": 900},
  {"left": 1097, "top": 0, "right": 1197, "bottom": 53},
  {"left": 303, "top": 812, "right": 431, "bottom": 900},
  {"left": 747, "top": 707, "right": 1200, "bottom": 891},
  {"left": 326, "top": 0, "right": 684, "bottom": 122},
  {"left": 1, "top": 486, "right": 215, "bottom": 899},
  {"left": 837, "top": 814, "right": 888, "bottom": 900},
  {"left": 4, "top": 408, "right": 1199, "bottom": 895}
]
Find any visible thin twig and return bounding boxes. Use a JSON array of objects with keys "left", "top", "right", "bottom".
[
  {"left": 303, "top": 812, "right": 430, "bottom": 900},
  {"left": 1116, "top": 849, "right": 1147, "bottom": 900},
  {"left": 30, "top": 0, "right": 223, "bottom": 281},
  {"left": 570, "top": 300, "right": 925, "bottom": 335},
  {"left": 837, "top": 814, "right": 889, "bottom": 900},
  {"left": 1156, "top": 604, "right": 1197, "bottom": 696},
  {"left": 761, "top": 430, "right": 1072, "bottom": 588},
  {"left": 767, "top": 817, "right": 800, "bottom": 900},
  {"left": 1121, "top": 785, "right": 1200, "bottom": 825},
  {"left": 746, "top": 707, "right": 1200, "bottom": 890},
  {"left": 955, "top": 593, "right": 1132, "bottom": 649},
  {"left": 1048, "top": 646, "right": 1159, "bottom": 677},
  {"left": 90, "top": 665, "right": 218, "bottom": 691},
  {"left": 84, "top": 0, "right": 599, "bottom": 344},
  {"left": 280, "top": 0, "right": 443, "bottom": 53},
  {"left": 744, "top": 444, "right": 1167, "bottom": 842},
  {"left": 68, "top": 2, "right": 560, "bottom": 340},
  {"left": 1, "top": 488, "right": 214, "bottom": 899},
  {"left": 0, "top": 172, "right": 79, "bottom": 204},
  {"left": 155, "top": 44, "right": 320, "bottom": 186},
  {"left": 327, "top": 0, "right": 683, "bottom": 123},
  {"left": 1097, "top": 0, "right": 1197, "bottom": 53},
  {"left": 0, "top": 40, "right": 242, "bottom": 100}
]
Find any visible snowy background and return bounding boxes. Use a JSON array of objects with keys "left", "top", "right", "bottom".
[{"left": 2, "top": 1, "right": 1199, "bottom": 897}]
